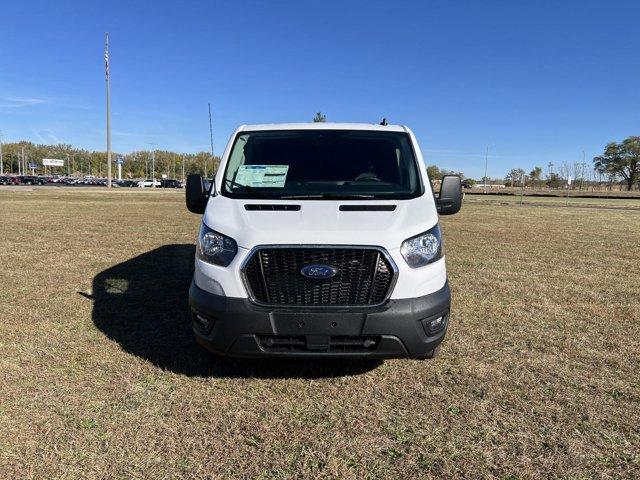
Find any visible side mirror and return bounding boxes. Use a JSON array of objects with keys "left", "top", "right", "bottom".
[
  {"left": 437, "top": 175, "right": 463, "bottom": 215},
  {"left": 185, "top": 174, "right": 208, "bottom": 214}
]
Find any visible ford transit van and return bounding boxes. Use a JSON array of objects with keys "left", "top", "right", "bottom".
[{"left": 186, "top": 123, "right": 462, "bottom": 359}]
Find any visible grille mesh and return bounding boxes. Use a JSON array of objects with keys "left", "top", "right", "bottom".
[{"left": 243, "top": 247, "right": 394, "bottom": 306}]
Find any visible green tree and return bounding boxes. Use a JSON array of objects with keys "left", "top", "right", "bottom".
[
  {"left": 529, "top": 166, "right": 542, "bottom": 186},
  {"left": 426, "top": 165, "right": 465, "bottom": 180},
  {"left": 426, "top": 165, "right": 441, "bottom": 180},
  {"left": 505, "top": 168, "right": 525, "bottom": 187},
  {"left": 593, "top": 137, "right": 640, "bottom": 191},
  {"left": 546, "top": 172, "right": 562, "bottom": 189},
  {"left": 313, "top": 112, "right": 327, "bottom": 123}
]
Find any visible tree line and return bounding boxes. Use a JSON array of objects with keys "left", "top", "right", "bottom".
[
  {"left": 0, "top": 140, "right": 220, "bottom": 179},
  {"left": 502, "top": 136, "right": 640, "bottom": 191},
  {"left": 3, "top": 134, "right": 638, "bottom": 190}
]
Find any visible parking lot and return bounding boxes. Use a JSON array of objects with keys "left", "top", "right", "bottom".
[{"left": 0, "top": 175, "right": 184, "bottom": 188}]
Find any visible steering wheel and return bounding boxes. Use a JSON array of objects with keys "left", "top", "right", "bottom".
[{"left": 354, "top": 172, "right": 381, "bottom": 182}]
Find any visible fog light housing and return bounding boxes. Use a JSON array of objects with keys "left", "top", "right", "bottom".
[
  {"left": 422, "top": 313, "right": 449, "bottom": 336},
  {"left": 192, "top": 312, "right": 214, "bottom": 334}
]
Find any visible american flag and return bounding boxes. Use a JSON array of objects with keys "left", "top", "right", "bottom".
[{"left": 104, "top": 33, "right": 110, "bottom": 78}]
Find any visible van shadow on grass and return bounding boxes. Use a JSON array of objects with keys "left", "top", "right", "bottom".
[{"left": 90, "top": 244, "right": 380, "bottom": 378}]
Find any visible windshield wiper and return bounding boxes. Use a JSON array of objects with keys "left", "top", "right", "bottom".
[
  {"left": 224, "top": 179, "right": 275, "bottom": 199},
  {"left": 320, "top": 193, "right": 375, "bottom": 199},
  {"left": 279, "top": 194, "right": 324, "bottom": 199},
  {"left": 279, "top": 193, "right": 376, "bottom": 199}
]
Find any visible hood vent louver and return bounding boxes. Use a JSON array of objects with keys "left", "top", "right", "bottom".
[
  {"left": 244, "top": 204, "right": 301, "bottom": 211},
  {"left": 339, "top": 205, "right": 396, "bottom": 212}
]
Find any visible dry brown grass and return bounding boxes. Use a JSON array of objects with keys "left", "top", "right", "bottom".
[
  {"left": 465, "top": 187, "right": 640, "bottom": 199},
  {"left": 465, "top": 192, "right": 640, "bottom": 210},
  {"left": 0, "top": 187, "right": 638, "bottom": 479}
]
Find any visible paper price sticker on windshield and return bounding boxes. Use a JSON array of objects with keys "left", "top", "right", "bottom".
[{"left": 235, "top": 165, "right": 289, "bottom": 188}]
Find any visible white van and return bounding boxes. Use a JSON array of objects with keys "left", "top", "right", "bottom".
[{"left": 186, "top": 123, "right": 462, "bottom": 359}]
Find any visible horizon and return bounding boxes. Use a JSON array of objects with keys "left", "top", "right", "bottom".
[{"left": 1, "top": 0, "right": 639, "bottom": 179}]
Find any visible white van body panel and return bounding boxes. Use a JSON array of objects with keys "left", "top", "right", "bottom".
[
  {"left": 202, "top": 195, "right": 438, "bottom": 250},
  {"left": 194, "top": 122, "right": 447, "bottom": 301}
]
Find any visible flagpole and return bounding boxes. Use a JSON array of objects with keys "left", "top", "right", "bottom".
[{"left": 105, "top": 33, "right": 112, "bottom": 188}]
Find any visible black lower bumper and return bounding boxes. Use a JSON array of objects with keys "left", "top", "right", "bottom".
[{"left": 189, "top": 280, "right": 451, "bottom": 359}]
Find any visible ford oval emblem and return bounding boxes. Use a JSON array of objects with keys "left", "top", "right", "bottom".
[{"left": 300, "top": 264, "right": 338, "bottom": 280}]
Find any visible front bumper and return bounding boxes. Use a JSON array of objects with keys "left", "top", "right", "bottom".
[{"left": 189, "top": 280, "right": 451, "bottom": 359}]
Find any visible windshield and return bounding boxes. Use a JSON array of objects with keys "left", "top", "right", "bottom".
[{"left": 221, "top": 130, "right": 422, "bottom": 199}]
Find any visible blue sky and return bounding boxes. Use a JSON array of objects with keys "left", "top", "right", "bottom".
[{"left": 1, "top": 0, "right": 638, "bottom": 179}]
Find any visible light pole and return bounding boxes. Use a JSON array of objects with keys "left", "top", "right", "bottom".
[
  {"left": 581, "top": 151, "right": 586, "bottom": 191},
  {"left": 483, "top": 146, "right": 489, "bottom": 193},
  {"left": 0, "top": 131, "right": 4, "bottom": 176},
  {"left": 151, "top": 146, "right": 156, "bottom": 188},
  {"left": 208, "top": 103, "right": 214, "bottom": 178}
]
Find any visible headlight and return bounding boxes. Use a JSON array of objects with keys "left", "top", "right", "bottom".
[
  {"left": 197, "top": 224, "right": 237, "bottom": 267},
  {"left": 400, "top": 224, "right": 443, "bottom": 268}
]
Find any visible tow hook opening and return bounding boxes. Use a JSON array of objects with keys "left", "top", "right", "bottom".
[{"left": 257, "top": 335, "right": 381, "bottom": 353}]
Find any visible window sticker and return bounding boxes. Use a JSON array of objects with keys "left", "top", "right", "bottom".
[{"left": 235, "top": 165, "right": 289, "bottom": 188}]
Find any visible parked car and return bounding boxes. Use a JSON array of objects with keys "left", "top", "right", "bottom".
[
  {"left": 5, "top": 176, "right": 21, "bottom": 185},
  {"left": 137, "top": 179, "right": 160, "bottom": 188},
  {"left": 81, "top": 175, "right": 97, "bottom": 185},
  {"left": 185, "top": 122, "right": 463, "bottom": 360},
  {"left": 115, "top": 179, "right": 138, "bottom": 187},
  {"left": 160, "top": 179, "right": 182, "bottom": 188},
  {"left": 19, "top": 175, "right": 46, "bottom": 185}
]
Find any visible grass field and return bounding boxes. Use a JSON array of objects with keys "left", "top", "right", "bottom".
[
  {"left": 1, "top": 187, "right": 638, "bottom": 479},
  {"left": 465, "top": 187, "right": 640, "bottom": 199},
  {"left": 464, "top": 192, "right": 640, "bottom": 210}
]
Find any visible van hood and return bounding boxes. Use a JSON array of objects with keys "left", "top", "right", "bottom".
[{"left": 202, "top": 194, "right": 439, "bottom": 250}]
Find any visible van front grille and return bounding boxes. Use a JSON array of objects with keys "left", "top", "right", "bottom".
[{"left": 242, "top": 247, "right": 395, "bottom": 306}]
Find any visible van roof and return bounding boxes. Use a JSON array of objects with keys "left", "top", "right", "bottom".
[{"left": 239, "top": 122, "right": 407, "bottom": 133}]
